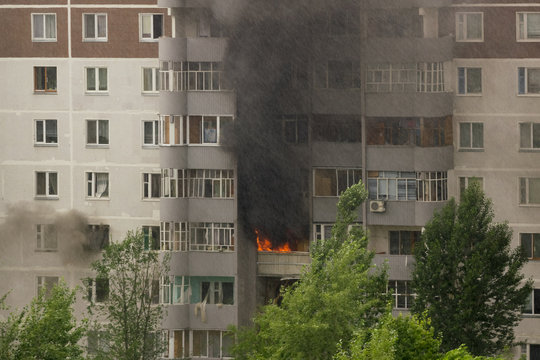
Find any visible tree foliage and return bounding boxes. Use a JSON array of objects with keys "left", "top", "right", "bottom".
[
  {"left": 231, "top": 182, "right": 389, "bottom": 359},
  {"left": 88, "top": 230, "right": 168, "bottom": 360},
  {"left": 412, "top": 182, "right": 532, "bottom": 356},
  {"left": 0, "top": 281, "right": 86, "bottom": 360}
]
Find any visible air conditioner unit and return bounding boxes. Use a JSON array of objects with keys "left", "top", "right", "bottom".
[{"left": 370, "top": 200, "right": 386, "bottom": 213}]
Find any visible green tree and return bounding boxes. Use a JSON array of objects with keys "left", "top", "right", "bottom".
[
  {"left": 0, "top": 281, "right": 86, "bottom": 360},
  {"left": 412, "top": 182, "right": 532, "bottom": 356},
  {"left": 231, "top": 182, "right": 389, "bottom": 360},
  {"left": 88, "top": 230, "right": 168, "bottom": 360}
]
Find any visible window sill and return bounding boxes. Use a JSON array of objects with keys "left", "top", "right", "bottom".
[
  {"left": 139, "top": 39, "right": 159, "bottom": 42},
  {"left": 142, "top": 144, "right": 159, "bottom": 149},
  {"left": 32, "top": 39, "right": 57, "bottom": 42},
  {"left": 82, "top": 38, "right": 108, "bottom": 42},
  {"left": 521, "top": 314, "right": 540, "bottom": 318},
  {"left": 517, "top": 93, "right": 540, "bottom": 97},
  {"left": 458, "top": 148, "right": 484, "bottom": 152},
  {"left": 34, "top": 196, "right": 59, "bottom": 200},
  {"left": 85, "top": 197, "right": 110, "bottom": 201},
  {"left": 86, "top": 145, "right": 109, "bottom": 149},
  {"left": 455, "top": 39, "right": 484, "bottom": 43},
  {"left": 517, "top": 39, "right": 540, "bottom": 42},
  {"left": 519, "top": 204, "right": 540, "bottom": 207},
  {"left": 34, "top": 143, "right": 58, "bottom": 147},
  {"left": 142, "top": 198, "right": 160, "bottom": 202},
  {"left": 456, "top": 93, "right": 483, "bottom": 97},
  {"left": 519, "top": 148, "right": 540, "bottom": 153},
  {"left": 35, "top": 249, "right": 58, "bottom": 252},
  {"left": 33, "top": 91, "right": 57, "bottom": 95},
  {"left": 141, "top": 92, "right": 159, "bottom": 96},
  {"left": 85, "top": 92, "right": 109, "bottom": 96}
]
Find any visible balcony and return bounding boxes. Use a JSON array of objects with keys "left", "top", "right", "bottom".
[
  {"left": 364, "top": 36, "right": 453, "bottom": 63},
  {"left": 162, "top": 303, "right": 236, "bottom": 329},
  {"left": 365, "top": 92, "right": 453, "bottom": 117},
  {"left": 159, "top": 37, "right": 228, "bottom": 62},
  {"left": 367, "top": 145, "right": 453, "bottom": 172},
  {"left": 362, "top": 0, "right": 451, "bottom": 8},
  {"left": 367, "top": 200, "right": 446, "bottom": 227},
  {"left": 373, "top": 254, "right": 414, "bottom": 280},
  {"left": 257, "top": 252, "right": 311, "bottom": 278}
]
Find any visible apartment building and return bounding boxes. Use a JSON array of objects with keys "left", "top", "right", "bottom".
[{"left": 2, "top": 0, "right": 540, "bottom": 359}]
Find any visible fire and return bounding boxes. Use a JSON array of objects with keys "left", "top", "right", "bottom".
[{"left": 255, "top": 229, "right": 292, "bottom": 252}]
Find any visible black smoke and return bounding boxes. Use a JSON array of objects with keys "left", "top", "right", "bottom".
[{"left": 222, "top": 0, "right": 358, "bottom": 248}]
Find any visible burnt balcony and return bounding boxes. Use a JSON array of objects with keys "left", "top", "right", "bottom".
[{"left": 257, "top": 252, "right": 311, "bottom": 278}]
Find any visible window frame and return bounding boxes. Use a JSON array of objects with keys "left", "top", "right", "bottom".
[
  {"left": 520, "top": 233, "right": 540, "bottom": 260},
  {"left": 139, "top": 13, "right": 164, "bottom": 42},
  {"left": 33, "top": 66, "right": 57, "bottom": 93},
  {"left": 85, "top": 67, "right": 108, "bottom": 94},
  {"left": 520, "top": 177, "right": 540, "bottom": 206},
  {"left": 517, "top": 12, "right": 540, "bottom": 42},
  {"left": 143, "top": 225, "right": 160, "bottom": 251},
  {"left": 518, "top": 67, "right": 540, "bottom": 95},
  {"left": 83, "top": 13, "right": 107, "bottom": 42},
  {"left": 142, "top": 67, "right": 160, "bottom": 94},
  {"left": 142, "top": 120, "right": 160, "bottom": 147},
  {"left": 459, "top": 122, "right": 484, "bottom": 151},
  {"left": 142, "top": 172, "right": 161, "bottom": 200},
  {"left": 520, "top": 122, "right": 540, "bottom": 150},
  {"left": 457, "top": 67, "right": 482, "bottom": 96},
  {"left": 523, "top": 289, "right": 540, "bottom": 315},
  {"left": 86, "top": 119, "right": 109, "bottom": 147},
  {"left": 36, "top": 224, "right": 58, "bottom": 251},
  {"left": 189, "top": 222, "right": 235, "bottom": 252},
  {"left": 313, "top": 168, "right": 362, "bottom": 197},
  {"left": 37, "top": 276, "right": 59, "bottom": 299},
  {"left": 388, "top": 280, "right": 415, "bottom": 309},
  {"left": 389, "top": 230, "right": 419, "bottom": 255},
  {"left": 456, "top": 12, "right": 484, "bottom": 42},
  {"left": 367, "top": 171, "right": 417, "bottom": 201},
  {"left": 85, "top": 277, "right": 109, "bottom": 303},
  {"left": 458, "top": 176, "right": 484, "bottom": 201},
  {"left": 34, "top": 119, "right": 58, "bottom": 146},
  {"left": 35, "top": 171, "right": 58, "bottom": 199},
  {"left": 31, "top": 13, "right": 57, "bottom": 42},
  {"left": 86, "top": 172, "right": 110, "bottom": 199}
]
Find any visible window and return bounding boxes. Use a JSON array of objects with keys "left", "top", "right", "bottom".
[
  {"left": 314, "top": 61, "right": 361, "bottom": 89},
  {"left": 34, "top": 66, "right": 57, "bottom": 92},
  {"left": 459, "top": 122, "right": 483, "bottom": 150},
  {"left": 388, "top": 280, "right": 415, "bottom": 309},
  {"left": 87, "top": 331, "right": 109, "bottom": 357},
  {"left": 531, "top": 344, "right": 540, "bottom": 360},
  {"left": 143, "top": 226, "right": 160, "bottom": 251},
  {"left": 187, "top": 169, "right": 234, "bottom": 198},
  {"left": 314, "top": 168, "right": 361, "bottom": 196},
  {"left": 37, "top": 276, "right": 58, "bottom": 299},
  {"left": 189, "top": 223, "right": 235, "bottom": 251},
  {"left": 520, "top": 178, "right": 540, "bottom": 205},
  {"left": 32, "top": 14, "right": 56, "bottom": 41},
  {"left": 517, "top": 12, "right": 540, "bottom": 41},
  {"left": 36, "top": 224, "right": 57, "bottom": 251},
  {"left": 142, "top": 120, "right": 159, "bottom": 146},
  {"left": 161, "top": 169, "right": 185, "bottom": 198},
  {"left": 162, "top": 330, "right": 233, "bottom": 359},
  {"left": 389, "top": 231, "right": 419, "bottom": 255},
  {"left": 201, "top": 280, "right": 234, "bottom": 305},
  {"left": 312, "top": 115, "right": 361, "bottom": 143},
  {"left": 521, "top": 233, "right": 540, "bottom": 260},
  {"left": 523, "top": 289, "right": 540, "bottom": 315},
  {"left": 367, "top": 171, "right": 417, "bottom": 200},
  {"left": 86, "top": 120, "right": 109, "bottom": 146},
  {"left": 85, "top": 278, "right": 109, "bottom": 303},
  {"left": 142, "top": 173, "right": 161, "bottom": 199},
  {"left": 36, "top": 171, "right": 58, "bottom": 198},
  {"left": 86, "top": 172, "right": 109, "bottom": 199},
  {"left": 283, "top": 115, "right": 308, "bottom": 144},
  {"left": 459, "top": 177, "right": 483, "bottom": 200},
  {"left": 160, "top": 276, "right": 190, "bottom": 304},
  {"left": 520, "top": 123, "right": 540, "bottom": 150},
  {"left": 139, "top": 14, "right": 163, "bottom": 41},
  {"left": 160, "top": 221, "right": 188, "bottom": 251},
  {"left": 159, "top": 61, "right": 228, "bottom": 91},
  {"left": 518, "top": 68, "right": 540, "bottom": 94},
  {"left": 160, "top": 115, "right": 232, "bottom": 145},
  {"left": 417, "top": 171, "right": 448, "bottom": 202},
  {"left": 314, "top": 223, "right": 334, "bottom": 242},
  {"left": 142, "top": 67, "right": 160, "bottom": 93},
  {"left": 35, "top": 119, "right": 57, "bottom": 145},
  {"left": 83, "top": 13, "right": 107, "bottom": 41},
  {"left": 366, "top": 63, "right": 445, "bottom": 93},
  {"left": 86, "top": 67, "right": 108, "bottom": 93},
  {"left": 457, "top": 67, "right": 482, "bottom": 95},
  {"left": 85, "top": 224, "right": 110, "bottom": 250},
  {"left": 456, "top": 12, "right": 483, "bottom": 42}
]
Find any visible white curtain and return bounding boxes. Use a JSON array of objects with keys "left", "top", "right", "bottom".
[{"left": 95, "top": 173, "right": 108, "bottom": 198}]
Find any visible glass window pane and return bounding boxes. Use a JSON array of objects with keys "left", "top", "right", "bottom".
[
  {"left": 153, "top": 14, "right": 163, "bottom": 38},
  {"left": 529, "top": 178, "right": 540, "bottom": 204},
  {"left": 36, "top": 172, "right": 46, "bottom": 195},
  {"left": 533, "top": 234, "right": 540, "bottom": 258},
  {"left": 85, "top": 14, "right": 95, "bottom": 38},
  {"left": 48, "top": 172, "right": 57, "bottom": 195},
  {"left": 528, "top": 69, "right": 540, "bottom": 94},
  {"left": 46, "top": 120, "right": 57, "bottom": 143},
  {"left": 143, "top": 68, "right": 152, "bottom": 91},
  {"left": 87, "top": 121, "right": 97, "bottom": 144},
  {"left": 315, "top": 169, "right": 337, "bottom": 196},
  {"left": 45, "top": 14, "right": 56, "bottom": 39},
  {"left": 522, "top": 234, "right": 533, "bottom": 258},
  {"left": 203, "top": 117, "right": 217, "bottom": 143},
  {"left": 87, "top": 68, "right": 96, "bottom": 91},
  {"left": 46, "top": 67, "right": 56, "bottom": 90},
  {"left": 98, "top": 120, "right": 108, "bottom": 144},
  {"left": 467, "top": 13, "right": 482, "bottom": 39},
  {"left": 142, "top": 15, "right": 152, "bottom": 37},
  {"left": 534, "top": 289, "right": 540, "bottom": 314},
  {"left": 472, "top": 123, "right": 483, "bottom": 148},
  {"left": 35, "top": 67, "right": 45, "bottom": 90},
  {"left": 389, "top": 231, "right": 399, "bottom": 255},
  {"left": 467, "top": 68, "right": 482, "bottom": 93},
  {"left": 98, "top": 68, "right": 107, "bottom": 91},
  {"left": 521, "top": 123, "right": 532, "bottom": 148},
  {"left": 97, "top": 15, "right": 106, "bottom": 38},
  {"left": 36, "top": 121, "right": 44, "bottom": 142},
  {"left": 533, "top": 124, "right": 540, "bottom": 148},
  {"left": 527, "top": 13, "right": 540, "bottom": 38},
  {"left": 460, "top": 123, "right": 471, "bottom": 148},
  {"left": 33, "top": 15, "right": 44, "bottom": 38},
  {"left": 144, "top": 121, "right": 153, "bottom": 144}
]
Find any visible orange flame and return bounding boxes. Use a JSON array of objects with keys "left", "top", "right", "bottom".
[{"left": 256, "top": 229, "right": 292, "bottom": 252}]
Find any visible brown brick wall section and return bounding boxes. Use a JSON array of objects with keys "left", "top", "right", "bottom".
[
  {"left": 70, "top": 8, "right": 169, "bottom": 58},
  {"left": 71, "top": 0, "right": 156, "bottom": 4},
  {"left": 440, "top": 6, "right": 540, "bottom": 58},
  {"left": 0, "top": 9, "right": 68, "bottom": 57},
  {"left": 0, "top": 0, "right": 66, "bottom": 4}
]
